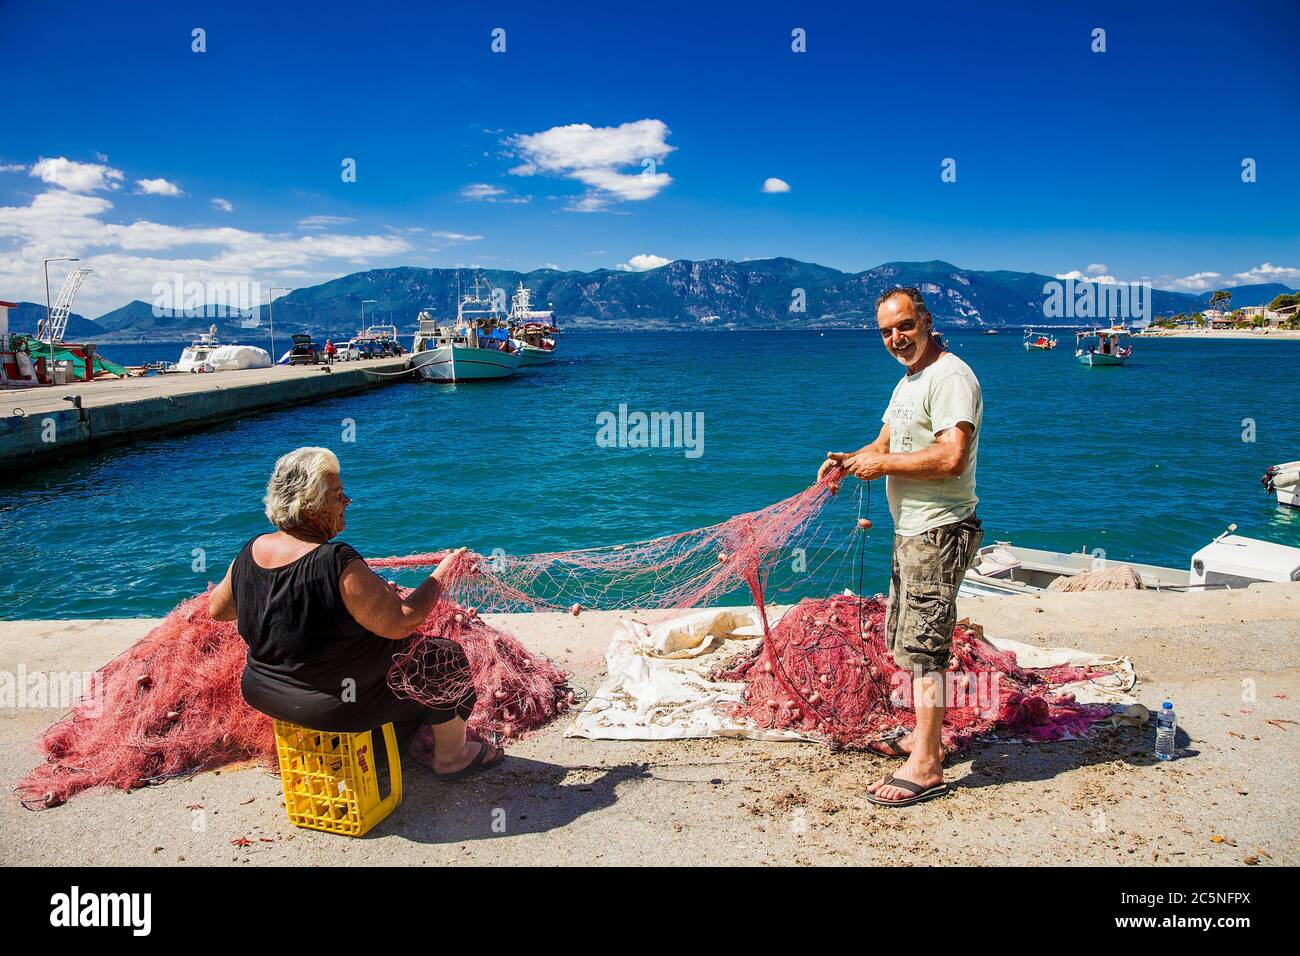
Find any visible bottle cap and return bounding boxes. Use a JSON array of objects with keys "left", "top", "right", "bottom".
[{"left": 1162, "top": 701, "right": 1173, "bottom": 709}]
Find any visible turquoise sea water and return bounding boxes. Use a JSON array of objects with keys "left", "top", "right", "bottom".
[{"left": 2, "top": 331, "right": 1297, "bottom": 620}]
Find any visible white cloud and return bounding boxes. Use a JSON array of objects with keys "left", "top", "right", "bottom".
[
  {"left": 616, "top": 253, "right": 671, "bottom": 272},
  {"left": 509, "top": 119, "right": 675, "bottom": 210},
  {"left": 1230, "top": 262, "right": 1300, "bottom": 286},
  {"left": 297, "top": 215, "right": 355, "bottom": 230},
  {"left": 210, "top": 198, "right": 233, "bottom": 212},
  {"left": 426, "top": 230, "right": 482, "bottom": 241},
  {"left": 762, "top": 177, "right": 791, "bottom": 193},
  {"left": 1159, "top": 263, "right": 1300, "bottom": 292},
  {"left": 136, "top": 177, "right": 183, "bottom": 196},
  {"left": 29, "top": 156, "right": 124, "bottom": 193},
  {"left": 1080, "top": 262, "right": 1300, "bottom": 293},
  {"left": 459, "top": 182, "right": 530, "bottom": 204},
  {"left": 0, "top": 188, "right": 420, "bottom": 314},
  {"left": 1054, "top": 270, "right": 1120, "bottom": 285},
  {"left": 1086, "top": 263, "right": 1108, "bottom": 275},
  {"left": 0, "top": 163, "right": 27, "bottom": 173},
  {"left": 1160, "top": 271, "right": 1224, "bottom": 292},
  {"left": 567, "top": 194, "right": 612, "bottom": 213}
]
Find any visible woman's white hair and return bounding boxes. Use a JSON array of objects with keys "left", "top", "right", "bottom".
[{"left": 263, "top": 447, "right": 341, "bottom": 530}]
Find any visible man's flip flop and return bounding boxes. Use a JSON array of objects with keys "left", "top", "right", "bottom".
[
  {"left": 434, "top": 742, "right": 505, "bottom": 781},
  {"left": 866, "top": 773, "right": 950, "bottom": 807},
  {"left": 866, "top": 736, "right": 910, "bottom": 759}
]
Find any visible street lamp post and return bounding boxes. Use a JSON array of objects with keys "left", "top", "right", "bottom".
[
  {"left": 361, "top": 299, "right": 377, "bottom": 356},
  {"left": 268, "top": 287, "right": 290, "bottom": 365},
  {"left": 42, "top": 257, "right": 79, "bottom": 385}
]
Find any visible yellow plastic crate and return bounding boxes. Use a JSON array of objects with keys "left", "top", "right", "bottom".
[{"left": 273, "top": 720, "right": 403, "bottom": 837}]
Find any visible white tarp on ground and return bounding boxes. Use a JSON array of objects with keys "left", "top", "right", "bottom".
[
  {"left": 567, "top": 607, "right": 1140, "bottom": 743},
  {"left": 206, "top": 345, "right": 272, "bottom": 371}
]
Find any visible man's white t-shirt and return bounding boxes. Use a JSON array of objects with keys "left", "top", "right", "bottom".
[{"left": 881, "top": 350, "right": 982, "bottom": 536}]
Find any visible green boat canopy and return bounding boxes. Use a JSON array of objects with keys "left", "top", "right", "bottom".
[{"left": 17, "top": 337, "right": 128, "bottom": 378}]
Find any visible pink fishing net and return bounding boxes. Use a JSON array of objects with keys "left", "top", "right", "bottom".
[
  {"left": 17, "top": 586, "right": 571, "bottom": 809},
  {"left": 713, "top": 593, "right": 1112, "bottom": 751},
  {"left": 18, "top": 469, "right": 1117, "bottom": 808}
]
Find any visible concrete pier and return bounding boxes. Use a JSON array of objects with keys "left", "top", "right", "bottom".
[
  {"left": 2, "top": 584, "right": 1297, "bottom": 865},
  {"left": 0, "top": 357, "right": 412, "bottom": 475}
]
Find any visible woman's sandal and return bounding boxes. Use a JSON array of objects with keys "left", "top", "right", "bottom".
[
  {"left": 433, "top": 741, "right": 505, "bottom": 781},
  {"left": 865, "top": 773, "right": 950, "bottom": 807}
]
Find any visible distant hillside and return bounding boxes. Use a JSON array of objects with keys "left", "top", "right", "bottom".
[
  {"left": 93, "top": 300, "right": 263, "bottom": 341},
  {"left": 7, "top": 302, "right": 104, "bottom": 338},
  {"left": 83, "top": 260, "right": 1299, "bottom": 340},
  {"left": 1192, "top": 284, "right": 1294, "bottom": 309}
]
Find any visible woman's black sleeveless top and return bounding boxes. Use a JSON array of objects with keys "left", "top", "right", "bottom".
[{"left": 230, "top": 537, "right": 393, "bottom": 691}]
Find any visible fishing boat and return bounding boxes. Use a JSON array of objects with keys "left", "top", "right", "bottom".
[
  {"left": 1262, "top": 461, "right": 1300, "bottom": 509},
  {"left": 507, "top": 282, "right": 559, "bottom": 365},
  {"left": 1023, "top": 328, "right": 1058, "bottom": 351},
  {"left": 1075, "top": 326, "right": 1132, "bottom": 366},
  {"left": 408, "top": 277, "right": 521, "bottom": 382},
  {"left": 959, "top": 525, "right": 1300, "bottom": 598},
  {"left": 983, "top": 328, "right": 1000, "bottom": 335}
]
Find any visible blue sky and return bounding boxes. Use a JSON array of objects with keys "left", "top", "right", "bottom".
[{"left": 1, "top": 0, "right": 1297, "bottom": 314}]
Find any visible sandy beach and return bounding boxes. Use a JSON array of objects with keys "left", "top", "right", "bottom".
[
  {"left": 2, "top": 584, "right": 1297, "bottom": 867},
  {"left": 1137, "top": 329, "right": 1300, "bottom": 340}
]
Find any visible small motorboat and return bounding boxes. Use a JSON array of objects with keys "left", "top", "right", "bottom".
[
  {"left": 1023, "top": 328, "right": 1057, "bottom": 351},
  {"left": 1075, "top": 326, "right": 1132, "bottom": 366},
  {"left": 1262, "top": 461, "right": 1300, "bottom": 509},
  {"left": 959, "top": 525, "right": 1300, "bottom": 598},
  {"left": 175, "top": 326, "right": 222, "bottom": 372}
]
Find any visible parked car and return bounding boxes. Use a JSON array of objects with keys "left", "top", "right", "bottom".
[
  {"left": 288, "top": 333, "right": 320, "bottom": 365},
  {"left": 351, "top": 338, "right": 378, "bottom": 360}
]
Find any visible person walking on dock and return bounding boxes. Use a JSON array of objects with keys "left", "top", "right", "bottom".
[
  {"left": 324, "top": 339, "right": 337, "bottom": 366},
  {"left": 817, "top": 287, "right": 983, "bottom": 807}
]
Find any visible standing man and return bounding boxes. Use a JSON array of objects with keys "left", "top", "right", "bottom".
[
  {"left": 324, "top": 338, "right": 337, "bottom": 366},
  {"left": 817, "top": 287, "right": 984, "bottom": 807}
]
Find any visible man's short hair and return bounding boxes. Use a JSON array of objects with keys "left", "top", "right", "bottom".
[{"left": 876, "top": 286, "right": 933, "bottom": 325}]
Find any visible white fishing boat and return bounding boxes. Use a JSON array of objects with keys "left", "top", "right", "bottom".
[
  {"left": 507, "top": 282, "right": 559, "bottom": 365},
  {"left": 175, "top": 325, "right": 223, "bottom": 373},
  {"left": 1262, "top": 461, "right": 1300, "bottom": 509},
  {"left": 959, "top": 525, "right": 1300, "bottom": 598},
  {"left": 1075, "top": 326, "right": 1132, "bottom": 366},
  {"left": 408, "top": 277, "right": 521, "bottom": 383}
]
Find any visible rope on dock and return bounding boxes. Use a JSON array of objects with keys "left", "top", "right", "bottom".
[{"left": 358, "top": 364, "right": 420, "bottom": 378}]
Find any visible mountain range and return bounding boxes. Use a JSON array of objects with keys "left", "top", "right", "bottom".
[{"left": 8, "top": 259, "right": 1295, "bottom": 342}]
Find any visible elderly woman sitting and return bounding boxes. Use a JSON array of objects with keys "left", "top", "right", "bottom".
[{"left": 209, "top": 446, "right": 503, "bottom": 778}]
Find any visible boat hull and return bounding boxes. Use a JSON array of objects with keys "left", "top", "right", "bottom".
[
  {"left": 1075, "top": 349, "right": 1127, "bottom": 366},
  {"left": 518, "top": 344, "right": 556, "bottom": 366},
  {"left": 410, "top": 345, "right": 521, "bottom": 382},
  {"left": 958, "top": 543, "right": 1189, "bottom": 599}
]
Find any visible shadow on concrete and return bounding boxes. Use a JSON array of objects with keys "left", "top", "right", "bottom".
[
  {"left": 373, "top": 757, "right": 650, "bottom": 844},
  {"left": 950, "top": 722, "right": 1197, "bottom": 792}
]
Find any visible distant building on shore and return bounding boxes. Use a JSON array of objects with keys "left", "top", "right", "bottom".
[{"left": 1238, "top": 305, "right": 1287, "bottom": 327}]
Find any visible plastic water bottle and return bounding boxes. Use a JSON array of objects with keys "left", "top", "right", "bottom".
[{"left": 1155, "top": 701, "right": 1177, "bottom": 761}]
